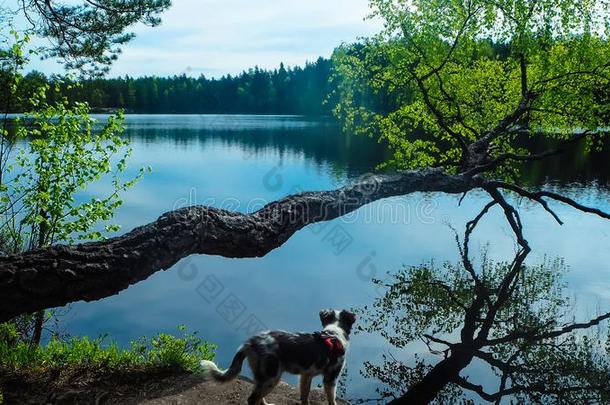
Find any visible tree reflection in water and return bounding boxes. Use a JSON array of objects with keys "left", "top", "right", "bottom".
[{"left": 358, "top": 203, "right": 610, "bottom": 404}]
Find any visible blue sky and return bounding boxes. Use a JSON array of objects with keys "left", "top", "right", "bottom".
[{"left": 18, "top": 0, "right": 382, "bottom": 78}]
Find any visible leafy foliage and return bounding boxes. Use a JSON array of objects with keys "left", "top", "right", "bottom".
[
  {"left": 332, "top": 0, "right": 610, "bottom": 174},
  {"left": 0, "top": 324, "right": 215, "bottom": 374},
  {"left": 5, "top": 100, "right": 146, "bottom": 248},
  {"left": 0, "top": 31, "right": 33, "bottom": 121},
  {"left": 0, "top": 26, "right": 147, "bottom": 255},
  {"left": 13, "top": 0, "right": 171, "bottom": 75},
  {"left": 0, "top": 31, "right": 145, "bottom": 344},
  {"left": 360, "top": 261, "right": 474, "bottom": 348}
]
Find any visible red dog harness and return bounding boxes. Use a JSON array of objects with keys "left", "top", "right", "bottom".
[{"left": 317, "top": 332, "right": 345, "bottom": 358}]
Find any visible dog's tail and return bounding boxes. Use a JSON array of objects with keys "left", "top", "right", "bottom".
[{"left": 200, "top": 346, "right": 247, "bottom": 383}]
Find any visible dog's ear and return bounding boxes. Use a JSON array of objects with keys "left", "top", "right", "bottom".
[
  {"left": 319, "top": 309, "right": 336, "bottom": 326},
  {"left": 340, "top": 310, "right": 357, "bottom": 326}
]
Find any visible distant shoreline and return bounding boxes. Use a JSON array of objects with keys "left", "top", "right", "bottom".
[
  {"left": 90, "top": 109, "right": 333, "bottom": 118},
  {"left": 5, "top": 111, "right": 335, "bottom": 119}
]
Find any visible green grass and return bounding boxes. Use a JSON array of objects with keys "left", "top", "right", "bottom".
[{"left": 0, "top": 323, "right": 216, "bottom": 375}]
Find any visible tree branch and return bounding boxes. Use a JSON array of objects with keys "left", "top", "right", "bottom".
[
  {"left": 464, "top": 130, "right": 592, "bottom": 177},
  {"left": 486, "top": 311, "right": 610, "bottom": 346},
  {"left": 0, "top": 169, "right": 478, "bottom": 322},
  {"left": 486, "top": 180, "right": 610, "bottom": 222},
  {"left": 408, "top": 68, "right": 470, "bottom": 153}
]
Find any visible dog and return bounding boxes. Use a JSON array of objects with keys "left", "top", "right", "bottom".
[{"left": 200, "top": 309, "right": 356, "bottom": 405}]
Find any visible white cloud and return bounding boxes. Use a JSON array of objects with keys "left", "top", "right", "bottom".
[{"left": 23, "top": 0, "right": 381, "bottom": 77}]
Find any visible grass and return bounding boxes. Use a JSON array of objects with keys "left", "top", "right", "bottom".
[
  {"left": 0, "top": 323, "right": 216, "bottom": 403},
  {"left": 0, "top": 322, "right": 216, "bottom": 395}
]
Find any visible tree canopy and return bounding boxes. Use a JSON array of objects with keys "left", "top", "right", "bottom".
[
  {"left": 9, "top": 0, "right": 171, "bottom": 75},
  {"left": 332, "top": 0, "right": 610, "bottom": 176}
]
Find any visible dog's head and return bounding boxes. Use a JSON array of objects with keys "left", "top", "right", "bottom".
[{"left": 319, "top": 309, "right": 357, "bottom": 336}]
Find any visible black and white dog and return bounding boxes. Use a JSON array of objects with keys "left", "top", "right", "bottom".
[{"left": 200, "top": 309, "right": 356, "bottom": 405}]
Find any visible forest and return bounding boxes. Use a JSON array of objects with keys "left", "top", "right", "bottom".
[
  {"left": 15, "top": 39, "right": 607, "bottom": 122},
  {"left": 15, "top": 58, "right": 336, "bottom": 116}
]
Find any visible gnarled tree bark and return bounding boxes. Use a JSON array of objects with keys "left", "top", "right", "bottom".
[{"left": 0, "top": 169, "right": 479, "bottom": 322}]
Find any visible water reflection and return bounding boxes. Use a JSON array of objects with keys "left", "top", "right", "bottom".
[
  {"left": 119, "top": 115, "right": 391, "bottom": 181},
  {"left": 520, "top": 137, "right": 610, "bottom": 188},
  {"left": 359, "top": 251, "right": 610, "bottom": 404},
  {"left": 9, "top": 114, "right": 610, "bottom": 189}
]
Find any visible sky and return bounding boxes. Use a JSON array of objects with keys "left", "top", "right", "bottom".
[{"left": 15, "top": 0, "right": 382, "bottom": 78}]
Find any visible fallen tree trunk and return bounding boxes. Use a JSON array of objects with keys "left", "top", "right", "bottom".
[{"left": 0, "top": 169, "right": 479, "bottom": 322}]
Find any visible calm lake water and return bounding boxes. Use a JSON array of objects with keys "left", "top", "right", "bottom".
[{"left": 59, "top": 115, "right": 610, "bottom": 402}]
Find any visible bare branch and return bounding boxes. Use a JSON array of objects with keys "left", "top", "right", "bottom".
[
  {"left": 460, "top": 200, "right": 496, "bottom": 304},
  {"left": 456, "top": 374, "right": 610, "bottom": 402},
  {"left": 487, "top": 180, "right": 610, "bottom": 222},
  {"left": 485, "top": 312, "right": 610, "bottom": 346},
  {"left": 423, "top": 334, "right": 455, "bottom": 348},
  {"left": 483, "top": 187, "right": 529, "bottom": 251},
  {"left": 453, "top": 376, "right": 499, "bottom": 401}
]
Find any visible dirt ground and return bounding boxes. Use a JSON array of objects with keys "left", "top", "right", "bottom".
[
  {"left": 1, "top": 371, "right": 349, "bottom": 404},
  {"left": 136, "top": 375, "right": 348, "bottom": 405}
]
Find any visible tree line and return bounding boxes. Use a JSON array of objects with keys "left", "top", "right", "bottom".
[{"left": 15, "top": 58, "right": 336, "bottom": 116}]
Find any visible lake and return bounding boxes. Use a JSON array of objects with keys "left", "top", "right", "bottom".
[{"left": 59, "top": 114, "right": 610, "bottom": 402}]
